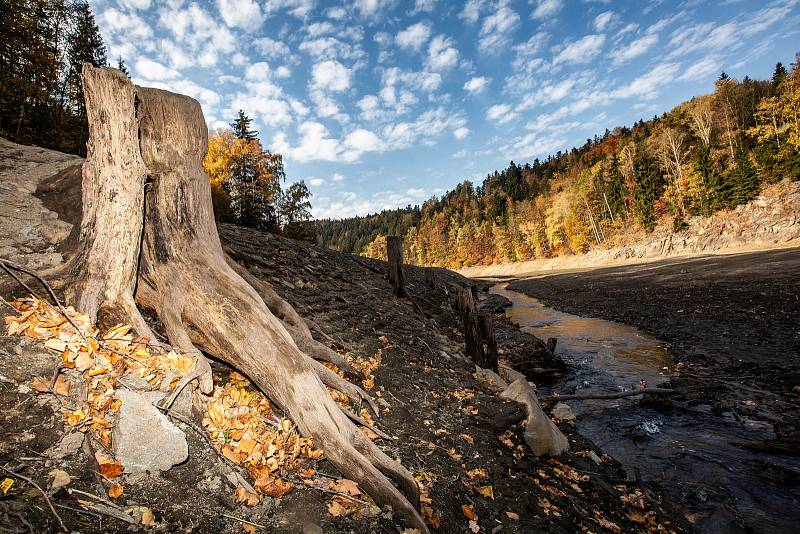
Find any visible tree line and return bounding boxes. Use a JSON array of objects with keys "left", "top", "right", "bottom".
[
  {"left": 0, "top": 0, "right": 110, "bottom": 155},
  {"left": 315, "top": 59, "right": 800, "bottom": 268}
]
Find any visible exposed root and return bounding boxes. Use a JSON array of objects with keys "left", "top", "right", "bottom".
[{"left": 308, "top": 357, "right": 380, "bottom": 417}]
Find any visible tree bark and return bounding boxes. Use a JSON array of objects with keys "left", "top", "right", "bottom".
[
  {"left": 386, "top": 236, "right": 406, "bottom": 298},
  {"left": 459, "top": 287, "right": 485, "bottom": 366},
  {"left": 57, "top": 66, "right": 151, "bottom": 336},
  {"left": 57, "top": 68, "right": 427, "bottom": 532}
]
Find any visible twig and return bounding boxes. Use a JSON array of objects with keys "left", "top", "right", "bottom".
[
  {"left": 289, "top": 476, "right": 373, "bottom": 507},
  {"left": 0, "top": 262, "right": 36, "bottom": 297},
  {"left": 0, "top": 465, "right": 67, "bottom": 532},
  {"left": 67, "top": 488, "right": 123, "bottom": 510},
  {"left": 0, "top": 258, "right": 84, "bottom": 338},
  {"left": 222, "top": 514, "right": 266, "bottom": 529},
  {"left": 540, "top": 388, "right": 674, "bottom": 402},
  {"left": 339, "top": 406, "right": 392, "bottom": 440}
]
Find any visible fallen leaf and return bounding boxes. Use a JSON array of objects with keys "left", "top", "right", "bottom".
[
  {"left": 49, "top": 469, "right": 71, "bottom": 490},
  {"left": 466, "top": 468, "right": 487, "bottom": 480},
  {"left": 505, "top": 511, "right": 519, "bottom": 520},
  {"left": 141, "top": 507, "right": 155, "bottom": 526},
  {"left": 242, "top": 524, "right": 256, "bottom": 533},
  {"left": 468, "top": 519, "right": 480, "bottom": 533},
  {"left": 31, "top": 376, "right": 50, "bottom": 393},
  {"left": 327, "top": 499, "right": 349, "bottom": 517},
  {"left": 477, "top": 486, "right": 493, "bottom": 499},
  {"left": 45, "top": 338, "right": 68, "bottom": 352},
  {"left": 53, "top": 374, "right": 70, "bottom": 396},
  {"left": 260, "top": 478, "right": 293, "bottom": 498},
  {"left": 95, "top": 452, "right": 124, "bottom": 478},
  {"left": 459, "top": 433, "right": 474, "bottom": 444},
  {"left": 234, "top": 486, "right": 260, "bottom": 507},
  {"left": 333, "top": 478, "right": 361, "bottom": 496},
  {"left": 1, "top": 478, "right": 14, "bottom": 495},
  {"left": 461, "top": 503, "right": 476, "bottom": 520},
  {"left": 75, "top": 351, "right": 94, "bottom": 371},
  {"left": 108, "top": 483, "right": 124, "bottom": 499}
]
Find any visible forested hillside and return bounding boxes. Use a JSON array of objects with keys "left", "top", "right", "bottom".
[{"left": 315, "top": 60, "right": 800, "bottom": 268}]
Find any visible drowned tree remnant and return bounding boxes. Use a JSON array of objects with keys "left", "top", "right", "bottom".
[{"left": 49, "top": 66, "right": 428, "bottom": 532}]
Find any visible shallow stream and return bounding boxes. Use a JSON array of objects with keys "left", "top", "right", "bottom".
[{"left": 492, "top": 283, "right": 799, "bottom": 534}]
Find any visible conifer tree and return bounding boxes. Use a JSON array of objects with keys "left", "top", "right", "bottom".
[
  {"left": 728, "top": 148, "right": 760, "bottom": 206},
  {"left": 232, "top": 109, "right": 258, "bottom": 141},
  {"left": 632, "top": 139, "right": 658, "bottom": 231}
]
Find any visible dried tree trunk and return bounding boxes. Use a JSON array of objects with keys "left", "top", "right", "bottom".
[
  {"left": 386, "top": 235, "right": 406, "bottom": 298},
  {"left": 59, "top": 68, "right": 426, "bottom": 532},
  {"left": 459, "top": 287, "right": 485, "bottom": 366},
  {"left": 57, "top": 66, "right": 152, "bottom": 336},
  {"left": 501, "top": 379, "right": 569, "bottom": 457},
  {"left": 478, "top": 314, "right": 498, "bottom": 371}
]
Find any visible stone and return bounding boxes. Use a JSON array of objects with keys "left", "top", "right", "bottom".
[
  {"left": 500, "top": 379, "right": 569, "bottom": 457},
  {"left": 550, "top": 402, "right": 576, "bottom": 423},
  {"left": 474, "top": 365, "right": 508, "bottom": 391},
  {"left": 113, "top": 389, "right": 188, "bottom": 473},
  {"left": 47, "top": 431, "right": 85, "bottom": 459}
]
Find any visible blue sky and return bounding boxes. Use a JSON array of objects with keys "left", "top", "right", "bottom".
[{"left": 91, "top": 0, "right": 800, "bottom": 219}]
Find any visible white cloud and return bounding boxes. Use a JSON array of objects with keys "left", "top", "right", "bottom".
[
  {"left": 412, "top": 0, "right": 437, "bottom": 14},
  {"left": 611, "top": 33, "right": 658, "bottom": 65},
  {"left": 273, "top": 121, "right": 341, "bottom": 162},
  {"left": 299, "top": 37, "right": 365, "bottom": 61},
  {"left": 396, "top": 22, "right": 432, "bottom": 51},
  {"left": 678, "top": 56, "right": 720, "bottom": 82},
  {"left": 453, "top": 127, "right": 470, "bottom": 140},
  {"left": 486, "top": 103, "right": 515, "bottom": 124},
  {"left": 309, "top": 177, "right": 325, "bottom": 187},
  {"left": 593, "top": 11, "right": 615, "bottom": 32},
  {"left": 354, "top": 0, "right": 386, "bottom": 17},
  {"left": 254, "top": 37, "right": 294, "bottom": 59},
  {"left": 460, "top": 0, "right": 486, "bottom": 23},
  {"left": 532, "top": 0, "right": 563, "bottom": 20},
  {"left": 479, "top": 5, "right": 520, "bottom": 52},
  {"left": 553, "top": 34, "right": 606, "bottom": 65},
  {"left": 613, "top": 62, "right": 681, "bottom": 100},
  {"left": 344, "top": 128, "right": 384, "bottom": 156},
  {"left": 426, "top": 35, "right": 459, "bottom": 71},
  {"left": 331, "top": 173, "right": 346, "bottom": 182},
  {"left": 120, "top": 0, "right": 151, "bottom": 10},
  {"left": 325, "top": 6, "right": 348, "bottom": 20},
  {"left": 463, "top": 76, "right": 490, "bottom": 94},
  {"left": 311, "top": 60, "right": 351, "bottom": 92},
  {"left": 135, "top": 58, "right": 179, "bottom": 80},
  {"left": 263, "top": 0, "right": 315, "bottom": 18},
  {"left": 216, "top": 0, "right": 263, "bottom": 30}
]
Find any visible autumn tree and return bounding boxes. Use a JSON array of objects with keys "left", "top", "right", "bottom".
[{"left": 279, "top": 181, "right": 316, "bottom": 242}]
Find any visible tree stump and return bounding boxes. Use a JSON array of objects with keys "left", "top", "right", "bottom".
[
  {"left": 386, "top": 235, "right": 406, "bottom": 298},
  {"left": 423, "top": 267, "right": 435, "bottom": 288},
  {"left": 478, "top": 313, "right": 498, "bottom": 371},
  {"left": 51, "top": 67, "right": 427, "bottom": 532},
  {"left": 459, "top": 287, "right": 485, "bottom": 366}
]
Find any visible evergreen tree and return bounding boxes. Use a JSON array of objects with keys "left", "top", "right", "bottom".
[
  {"left": 694, "top": 142, "right": 724, "bottom": 214},
  {"left": 728, "top": 148, "right": 760, "bottom": 206},
  {"left": 231, "top": 110, "right": 258, "bottom": 141},
  {"left": 279, "top": 181, "right": 312, "bottom": 226},
  {"left": 117, "top": 56, "right": 129, "bottom": 77},
  {"left": 632, "top": 139, "right": 658, "bottom": 231},
  {"left": 772, "top": 62, "right": 787, "bottom": 88}
]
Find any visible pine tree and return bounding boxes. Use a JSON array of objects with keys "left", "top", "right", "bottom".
[
  {"left": 117, "top": 56, "right": 129, "bottom": 77},
  {"left": 694, "top": 142, "right": 724, "bottom": 214},
  {"left": 772, "top": 62, "right": 787, "bottom": 88},
  {"left": 632, "top": 139, "right": 658, "bottom": 231},
  {"left": 728, "top": 148, "right": 760, "bottom": 206},
  {"left": 231, "top": 110, "right": 258, "bottom": 141}
]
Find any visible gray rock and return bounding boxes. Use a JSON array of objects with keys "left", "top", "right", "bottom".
[
  {"left": 474, "top": 366, "right": 508, "bottom": 391},
  {"left": 47, "top": 431, "right": 85, "bottom": 459},
  {"left": 550, "top": 402, "right": 576, "bottom": 422},
  {"left": 113, "top": 390, "right": 188, "bottom": 473}
]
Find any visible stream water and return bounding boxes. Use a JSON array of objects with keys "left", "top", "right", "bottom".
[{"left": 491, "top": 283, "right": 799, "bottom": 534}]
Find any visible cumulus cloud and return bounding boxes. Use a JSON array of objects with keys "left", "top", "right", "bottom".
[
  {"left": 311, "top": 60, "right": 351, "bottom": 92},
  {"left": 453, "top": 127, "right": 470, "bottom": 140},
  {"left": 216, "top": 0, "right": 263, "bottom": 30},
  {"left": 479, "top": 5, "right": 520, "bottom": 52},
  {"left": 532, "top": 0, "right": 563, "bottom": 20},
  {"left": 135, "top": 58, "right": 179, "bottom": 80},
  {"left": 426, "top": 35, "right": 459, "bottom": 70},
  {"left": 553, "top": 34, "right": 606, "bottom": 65},
  {"left": 486, "top": 103, "right": 515, "bottom": 124},
  {"left": 396, "top": 21, "right": 432, "bottom": 51},
  {"left": 463, "top": 76, "right": 490, "bottom": 94}
]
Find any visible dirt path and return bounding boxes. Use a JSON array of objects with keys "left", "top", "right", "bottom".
[{"left": 508, "top": 249, "right": 800, "bottom": 440}]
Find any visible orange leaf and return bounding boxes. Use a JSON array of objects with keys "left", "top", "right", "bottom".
[
  {"left": 108, "top": 483, "right": 124, "bottom": 499},
  {"left": 506, "top": 511, "right": 519, "bottom": 520},
  {"left": 461, "top": 503, "right": 476, "bottom": 520},
  {"left": 477, "top": 485, "right": 494, "bottom": 499},
  {"left": 31, "top": 376, "right": 50, "bottom": 393},
  {"left": 54, "top": 374, "right": 70, "bottom": 396}
]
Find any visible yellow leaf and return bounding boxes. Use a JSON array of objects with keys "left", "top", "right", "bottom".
[
  {"left": 48, "top": 469, "right": 71, "bottom": 490},
  {"left": 477, "top": 486, "right": 493, "bottom": 499},
  {"left": 461, "top": 503, "right": 476, "bottom": 520},
  {"left": 1, "top": 478, "right": 14, "bottom": 495},
  {"left": 45, "top": 338, "right": 68, "bottom": 352},
  {"left": 108, "top": 483, "right": 124, "bottom": 499},
  {"left": 141, "top": 507, "right": 155, "bottom": 526},
  {"left": 65, "top": 409, "right": 86, "bottom": 426},
  {"left": 459, "top": 433, "right": 474, "bottom": 444},
  {"left": 234, "top": 486, "right": 260, "bottom": 507},
  {"left": 505, "top": 511, "right": 519, "bottom": 520},
  {"left": 327, "top": 499, "right": 348, "bottom": 517},
  {"left": 95, "top": 452, "right": 124, "bottom": 478},
  {"left": 466, "top": 468, "right": 487, "bottom": 480},
  {"left": 75, "top": 351, "right": 94, "bottom": 372}
]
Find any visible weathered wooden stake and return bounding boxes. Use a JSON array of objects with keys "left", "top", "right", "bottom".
[
  {"left": 386, "top": 235, "right": 406, "bottom": 298},
  {"left": 423, "top": 267, "right": 436, "bottom": 288},
  {"left": 478, "top": 313, "right": 498, "bottom": 371},
  {"left": 546, "top": 337, "right": 558, "bottom": 355},
  {"left": 459, "top": 287, "right": 485, "bottom": 365}
]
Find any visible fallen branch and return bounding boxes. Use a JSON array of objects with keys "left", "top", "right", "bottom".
[
  {"left": 222, "top": 513, "right": 266, "bottom": 529},
  {"left": 541, "top": 388, "right": 674, "bottom": 402},
  {"left": 0, "top": 465, "right": 67, "bottom": 531}
]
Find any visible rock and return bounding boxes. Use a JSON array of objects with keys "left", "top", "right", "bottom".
[
  {"left": 47, "top": 431, "right": 85, "bottom": 459},
  {"left": 40, "top": 219, "right": 72, "bottom": 244},
  {"left": 550, "top": 402, "right": 576, "bottom": 423},
  {"left": 474, "top": 366, "right": 508, "bottom": 391},
  {"left": 500, "top": 379, "right": 569, "bottom": 456},
  {"left": 113, "top": 389, "right": 188, "bottom": 473},
  {"left": 588, "top": 450, "right": 602, "bottom": 464}
]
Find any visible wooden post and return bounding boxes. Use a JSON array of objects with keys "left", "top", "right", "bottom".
[
  {"left": 546, "top": 337, "right": 557, "bottom": 355},
  {"left": 423, "top": 267, "right": 436, "bottom": 288},
  {"left": 459, "top": 287, "right": 484, "bottom": 366},
  {"left": 478, "top": 313, "right": 498, "bottom": 371},
  {"left": 386, "top": 236, "right": 406, "bottom": 298}
]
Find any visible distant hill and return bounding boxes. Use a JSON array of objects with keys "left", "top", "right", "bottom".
[{"left": 314, "top": 59, "right": 800, "bottom": 268}]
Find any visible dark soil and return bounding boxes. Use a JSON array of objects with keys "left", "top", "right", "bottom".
[
  {"left": 508, "top": 248, "right": 800, "bottom": 442},
  {"left": 0, "top": 165, "right": 687, "bottom": 532}
]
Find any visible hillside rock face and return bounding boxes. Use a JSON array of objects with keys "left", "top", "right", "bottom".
[{"left": 0, "top": 137, "right": 80, "bottom": 270}]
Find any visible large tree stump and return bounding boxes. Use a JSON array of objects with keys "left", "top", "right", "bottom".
[
  {"left": 386, "top": 235, "right": 406, "bottom": 298},
  {"left": 459, "top": 287, "right": 485, "bottom": 366},
  {"left": 478, "top": 313, "right": 498, "bottom": 371},
  {"left": 53, "top": 67, "right": 427, "bottom": 532}
]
